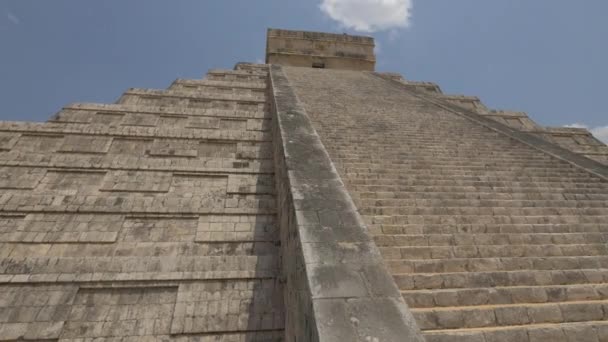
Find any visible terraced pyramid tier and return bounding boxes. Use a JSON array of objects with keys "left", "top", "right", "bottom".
[{"left": 0, "top": 63, "right": 284, "bottom": 341}]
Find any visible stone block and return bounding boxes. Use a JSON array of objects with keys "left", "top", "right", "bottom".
[
  {"left": 58, "top": 135, "right": 113, "bottom": 154},
  {"left": 0, "top": 167, "right": 46, "bottom": 190},
  {"left": 100, "top": 170, "right": 172, "bottom": 193}
]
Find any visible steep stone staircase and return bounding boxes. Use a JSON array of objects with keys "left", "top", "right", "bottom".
[{"left": 284, "top": 67, "right": 608, "bottom": 341}]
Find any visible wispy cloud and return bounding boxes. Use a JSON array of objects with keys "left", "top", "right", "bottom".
[
  {"left": 374, "top": 41, "right": 381, "bottom": 55},
  {"left": 6, "top": 11, "right": 20, "bottom": 25},
  {"left": 563, "top": 123, "right": 588, "bottom": 129},
  {"left": 590, "top": 126, "right": 608, "bottom": 144},
  {"left": 564, "top": 123, "right": 608, "bottom": 143},
  {"left": 319, "top": 0, "right": 413, "bottom": 32},
  {"left": 387, "top": 29, "right": 400, "bottom": 42}
]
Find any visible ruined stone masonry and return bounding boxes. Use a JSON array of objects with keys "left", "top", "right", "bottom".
[{"left": 0, "top": 28, "right": 607, "bottom": 341}]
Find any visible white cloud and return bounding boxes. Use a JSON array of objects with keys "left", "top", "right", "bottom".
[
  {"left": 319, "top": 0, "right": 413, "bottom": 32},
  {"left": 564, "top": 123, "right": 608, "bottom": 144},
  {"left": 6, "top": 11, "right": 20, "bottom": 25},
  {"left": 590, "top": 126, "right": 608, "bottom": 144}
]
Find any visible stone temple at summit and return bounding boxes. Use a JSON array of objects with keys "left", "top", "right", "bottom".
[{"left": 0, "top": 28, "right": 607, "bottom": 341}]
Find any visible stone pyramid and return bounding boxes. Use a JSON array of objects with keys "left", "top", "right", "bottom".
[{"left": 0, "top": 28, "right": 606, "bottom": 341}]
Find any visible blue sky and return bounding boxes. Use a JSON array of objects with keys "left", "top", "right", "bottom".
[{"left": 1, "top": 0, "right": 607, "bottom": 141}]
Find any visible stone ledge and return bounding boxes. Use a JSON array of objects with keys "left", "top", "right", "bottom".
[
  {"left": 208, "top": 69, "right": 268, "bottom": 77},
  {"left": 64, "top": 102, "right": 268, "bottom": 118},
  {"left": 267, "top": 28, "right": 374, "bottom": 46},
  {"left": 0, "top": 154, "right": 272, "bottom": 174},
  {"left": 0, "top": 121, "right": 269, "bottom": 142},
  {"left": 267, "top": 51, "right": 376, "bottom": 63},
  {"left": 270, "top": 65, "right": 424, "bottom": 341},
  {"left": 121, "top": 88, "right": 265, "bottom": 104},
  {"left": 173, "top": 78, "right": 266, "bottom": 87}
]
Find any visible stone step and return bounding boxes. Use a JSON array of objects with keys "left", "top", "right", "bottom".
[
  {"left": 329, "top": 143, "right": 548, "bottom": 150},
  {"left": 321, "top": 132, "right": 518, "bottom": 139},
  {"left": 360, "top": 198, "right": 608, "bottom": 208},
  {"left": 328, "top": 139, "right": 539, "bottom": 145},
  {"left": 337, "top": 160, "right": 569, "bottom": 168},
  {"left": 341, "top": 167, "right": 593, "bottom": 176},
  {"left": 339, "top": 159, "right": 565, "bottom": 165},
  {"left": 334, "top": 150, "right": 557, "bottom": 156},
  {"left": 375, "top": 232, "right": 608, "bottom": 247},
  {"left": 369, "top": 214, "right": 608, "bottom": 225},
  {"left": 334, "top": 154, "right": 558, "bottom": 162},
  {"left": 341, "top": 165, "right": 588, "bottom": 174},
  {"left": 372, "top": 223, "right": 608, "bottom": 235},
  {"left": 347, "top": 174, "right": 600, "bottom": 183},
  {"left": 346, "top": 169, "right": 602, "bottom": 178},
  {"left": 346, "top": 166, "right": 586, "bottom": 174},
  {"left": 357, "top": 191, "right": 608, "bottom": 201},
  {"left": 337, "top": 157, "right": 578, "bottom": 164},
  {"left": 346, "top": 174, "right": 600, "bottom": 182},
  {"left": 413, "top": 299, "right": 608, "bottom": 331},
  {"left": 380, "top": 243, "right": 608, "bottom": 260},
  {"left": 332, "top": 147, "right": 563, "bottom": 153},
  {"left": 327, "top": 140, "right": 550, "bottom": 146},
  {"left": 361, "top": 206, "right": 608, "bottom": 216},
  {"left": 351, "top": 185, "right": 608, "bottom": 194},
  {"left": 329, "top": 142, "right": 538, "bottom": 148},
  {"left": 349, "top": 180, "right": 607, "bottom": 189},
  {"left": 393, "top": 269, "right": 608, "bottom": 291},
  {"left": 387, "top": 256, "right": 608, "bottom": 274},
  {"left": 402, "top": 283, "right": 608, "bottom": 309},
  {"left": 334, "top": 150, "right": 575, "bottom": 157},
  {"left": 330, "top": 144, "right": 548, "bottom": 151},
  {"left": 423, "top": 320, "right": 608, "bottom": 342}
]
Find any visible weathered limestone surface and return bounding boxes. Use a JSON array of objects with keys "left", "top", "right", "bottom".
[
  {"left": 0, "top": 63, "right": 284, "bottom": 341},
  {"left": 284, "top": 66, "right": 608, "bottom": 341}
]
